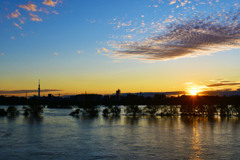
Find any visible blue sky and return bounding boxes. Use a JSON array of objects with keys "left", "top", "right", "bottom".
[{"left": 0, "top": 0, "right": 240, "bottom": 96}]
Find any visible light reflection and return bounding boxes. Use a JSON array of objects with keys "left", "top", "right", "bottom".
[{"left": 189, "top": 118, "right": 203, "bottom": 160}]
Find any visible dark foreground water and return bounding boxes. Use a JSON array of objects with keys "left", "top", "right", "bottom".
[{"left": 1, "top": 106, "right": 240, "bottom": 160}]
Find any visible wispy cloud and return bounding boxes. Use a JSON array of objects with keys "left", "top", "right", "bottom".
[
  {"left": 170, "top": 0, "right": 177, "bottom": 5},
  {"left": 13, "top": 22, "right": 22, "bottom": 29},
  {"left": 107, "top": 10, "right": 240, "bottom": 61},
  {"left": 19, "top": 3, "right": 37, "bottom": 12},
  {"left": 54, "top": 52, "right": 59, "bottom": 55},
  {"left": 20, "top": 33, "right": 26, "bottom": 37},
  {"left": 200, "top": 89, "right": 240, "bottom": 96},
  {"left": 106, "top": 1, "right": 240, "bottom": 62},
  {"left": 207, "top": 82, "right": 240, "bottom": 87},
  {"left": 52, "top": 10, "right": 59, "bottom": 15},
  {"left": 97, "top": 49, "right": 101, "bottom": 53},
  {"left": 76, "top": 50, "right": 83, "bottom": 54},
  {"left": 43, "top": 0, "right": 59, "bottom": 7},
  {"left": 6, "top": 1, "right": 62, "bottom": 30},
  {"left": 185, "top": 79, "right": 240, "bottom": 96},
  {"left": 86, "top": 19, "right": 96, "bottom": 24},
  {"left": 10, "top": 9, "right": 21, "bottom": 18},
  {"left": 1, "top": 53, "right": 5, "bottom": 56},
  {"left": 29, "top": 13, "right": 42, "bottom": 21},
  {"left": 102, "top": 47, "right": 109, "bottom": 52},
  {"left": 0, "top": 89, "right": 62, "bottom": 95},
  {"left": 39, "top": 8, "right": 49, "bottom": 14},
  {"left": 11, "top": 36, "right": 15, "bottom": 40}
]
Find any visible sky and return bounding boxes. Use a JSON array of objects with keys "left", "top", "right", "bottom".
[{"left": 0, "top": 0, "right": 240, "bottom": 96}]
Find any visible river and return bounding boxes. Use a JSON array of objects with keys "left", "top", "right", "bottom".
[{"left": 1, "top": 106, "right": 240, "bottom": 159}]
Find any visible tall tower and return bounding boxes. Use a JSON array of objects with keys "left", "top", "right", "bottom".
[{"left": 38, "top": 79, "right": 40, "bottom": 97}]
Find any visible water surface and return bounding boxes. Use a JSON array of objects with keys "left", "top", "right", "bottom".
[{"left": 1, "top": 106, "right": 240, "bottom": 160}]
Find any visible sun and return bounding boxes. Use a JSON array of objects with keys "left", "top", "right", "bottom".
[{"left": 189, "top": 88, "right": 198, "bottom": 95}]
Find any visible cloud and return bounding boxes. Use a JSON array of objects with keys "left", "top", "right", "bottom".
[
  {"left": 170, "top": 0, "right": 177, "bottom": 5},
  {"left": 10, "top": 9, "right": 21, "bottom": 18},
  {"left": 6, "top": 1, "right": 61, "bottom": 29},
  {"left": 39, "top": 8, "right": 50, "bottom": 14},
  {"left": 19, "top": 3, "right": 37, "bottom": 12},
  {"left": 20, "top": 33, "right": 26, "bottom": 37},
  {"left": 102, "top": 47, "right": 109, "bottom": 52},
  {"left": 97, "top": 49, "right": 101, "bottom": 53},
  {"left": 123, "top": 34, "right": 133, "bottom": 39},
  {"left": 52, "top": 10, "right": 59, "bottom": 15},
  {"left": 11, "top": 36, "right": 15, "bottom": 40},
  {"left": 18, "top": 18, "right": 25, "bottom": 24},
  {"left": 76, "top": 50, "right": 83, "bottom": 54},
  {"left": 0, "top": 89, "right": 62, "bottom": 95},
  {"left": 29, "top": 13, "right": 43, "bottom": 21},
  {"left": 43, "top": 0, "right": 59, "bottom": 7},
  {"left": 185, "top": 79, "right": 240, "bottom": 96},
  {"left": 206, "top": 82, "right": 240, "bottom": 87},
  {"left": 1, "top": 53, "right": 5, "bottom": 56},
  {"left": 54, "top": 52, "right": 59, "bottom": 55},
  {"left": 13, "top": 22, "right": 22, "bottom": 29},
  {"left": 200, "top": 89, "right": 240, "bottom": 96},
  {"left": 107, "top": 10, "right": 240, "bottom": 61},
  {"left": 164, "top": 91, "right": 186, "bottom": 96},
  {"left": 86, "top": 19, "right": 96, "bottom": 24}
]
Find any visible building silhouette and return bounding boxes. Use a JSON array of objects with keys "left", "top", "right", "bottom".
[
  {"left": 38, "top": 80, "right": 40, "bottom": 97},
  {"left": 116, "top": 89, "right": 121, "bottom": 96}
]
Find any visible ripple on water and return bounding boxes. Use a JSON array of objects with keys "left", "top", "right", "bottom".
[{"left": 1, "top": 108, "right": 240, "bottom": 159}]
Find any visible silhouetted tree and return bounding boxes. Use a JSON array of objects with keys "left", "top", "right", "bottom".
[
  {"left": 168, "top": 105, "right": 179, "bottom": 116},
  {"left": 80, "top": 103, "right": 99, "bottom": 116},
  {"left": 143, "top": 105, "right": 159, "bottom": 116},
  {"left": 196, "top": 105, "right": 206, "bottom": 115},
  {"left": 102, "top": 105, "right": 121, "bottom": 117},
  {"left": 125, "top": 105, "right": 142, "bottom": 117},
  {"left": 0, "top": 109, "right": 7, "bottom": 116},
  {"left": 218, "top": 105, "right": 230, "bottom": 117},
  {"left": 232, "top": 105, "right": 240, "bottom": 116},
  {"left": 110, "top": 106, "right": 121, "bottom": 116},
  {"left": 23, "top": 105, "right": 43, "bottom": 117},
  {"left": 206, "top": 105, "right": 217, "bottom": 117},
  {"left": 102, "top": 108, "right": 109, "bottom": 117},
  {"left": 6, "top": 106, "right": 19, "bottom": 116},
  {"left": 181, "top": 104, "right": 195, "bottom": 115},
  {"left": 69, "top": 108, "right": 80, "bottom": 116}
]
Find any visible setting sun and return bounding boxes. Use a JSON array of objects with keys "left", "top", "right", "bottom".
[{"left": 189, "top": 88, "right": 199, "bottom": 95}]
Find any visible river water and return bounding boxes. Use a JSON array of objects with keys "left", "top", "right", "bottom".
[{"left": 1, "top": 106, "right": 240, "bottom": 160}]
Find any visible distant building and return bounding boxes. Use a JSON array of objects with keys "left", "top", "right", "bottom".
[
  {"left": 38, "top": 80, "right": 40, "bottom": 97},
  {"left": 116, "top": 89, "right": 121, "bottom": 96},
  {"left": 116, "top": 89, "right": 121, "bottom": 102}
]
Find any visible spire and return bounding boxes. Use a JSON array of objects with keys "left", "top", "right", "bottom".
[{"left": 38, "top": 79, "right": 40, "bottom": 97}]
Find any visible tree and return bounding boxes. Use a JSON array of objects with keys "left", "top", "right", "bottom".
[
  {"left": 6, "top": 106, "right": 19, "bottom": 116},
  {"left": 218, "top": 105, "right": 230, "bottom": 117},
  {"left": 110, "top": 106, "right": 121, "bottom": 116},
  {"left": 23, "top": 105, "right": 43, "bottom": 117},
  {"left": 102, "top": 108, "right": 109, "bottom": 117},
  {"left": 125, "top": 105, "right": 142, "bottom": 117},
  {"left": 0, "top": 109, "right": 7, "bottom": 116},
  {"left": 143, "top": 105, "right": 158, "bottom": 116},
  {"left": 232, "top": 105, "right": 240, "bottom": 116},
  {"left": 69, "top": 108, "right": 80, "bottom": 116},
  {"left": 80, "top": 103, "right": 99, "bottom": 116}
]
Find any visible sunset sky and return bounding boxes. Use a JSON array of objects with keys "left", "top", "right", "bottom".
[{"left": 0, "top": 0, "right": 239, "bottom": 96}]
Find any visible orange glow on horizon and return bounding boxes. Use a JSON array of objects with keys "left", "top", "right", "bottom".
[{"left": 188, "top": 88, "right": 200, "bottom": 95}]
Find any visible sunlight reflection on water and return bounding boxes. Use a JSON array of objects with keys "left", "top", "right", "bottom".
[{"left": 1, "top": 107, "right": 240, "bottom": 160}]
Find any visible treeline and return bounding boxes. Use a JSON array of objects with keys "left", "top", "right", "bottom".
[{"left": 1, "top": 94, "right": 240, "bottom": 106}]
